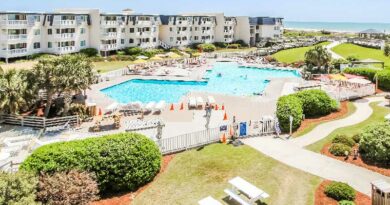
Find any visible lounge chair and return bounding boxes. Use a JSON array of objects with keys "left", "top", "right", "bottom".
[
  {"left": 144, "top": 102, "right": 156, "bottom": 113},
  {"left": 196, "top": 97, "right": 204, "bottom": 109},
  {"left": 154, "top": 101, "right": 166, "bottom": 114},
  {"left": 207, "top": 96, "right": 216, "bottom": 106},
  {"left": 188, "top": 97, "right": 197, "bottom": 109},
  {"left": 198, "top": 196, "right": 222, "bottom": 205}
]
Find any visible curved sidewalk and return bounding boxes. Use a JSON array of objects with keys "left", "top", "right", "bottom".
[
  {"left": 291, "top": 97, "right": 383, "bottom": 147},
  {"left": 324, "top": 41, "right": 345, "bottom": 60}
]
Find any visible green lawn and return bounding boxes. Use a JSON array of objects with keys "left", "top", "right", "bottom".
[
  {"left": 133, "top": 144, "right": 321, "bottom": 205},
  {"left": 293, "top": 102, "right": 357, "bottom": 138},
  {"left": 93, "top": 60, "right": 134, "bottom": 73},
  {"left": 331, "top": 43, "right": 390, "bottom": 69},
  {"left": 306, "top": 102, "right": 390, "bottom": 153},
  {"left": 272, "top": 42, "right": 331, "bottom": 64}
]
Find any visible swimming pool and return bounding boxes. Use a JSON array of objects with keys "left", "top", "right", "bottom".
[{"left": 101, "top": 62, "right": 301, "bottom": 103}]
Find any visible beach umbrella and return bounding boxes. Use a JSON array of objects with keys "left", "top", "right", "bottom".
[
  {"left": 133, "top": 59, "right": 147, "bottom": 64},
  {"left": 136, "top": 55, "right": 149, "bottom": 59}
]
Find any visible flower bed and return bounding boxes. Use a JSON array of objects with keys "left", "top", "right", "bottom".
[{"left": 315, "top": 180, "right": 371, "bottom": 205}]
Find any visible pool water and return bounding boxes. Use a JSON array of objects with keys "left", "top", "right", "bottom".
[{"left": 101, "top": 62, "right": 301, "bottom": 103}]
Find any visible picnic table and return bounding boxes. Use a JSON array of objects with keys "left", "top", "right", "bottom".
[
  {"left": 229, "top": 176, "right": 269, "bottom": 203},
  {"left": 198, "top": 196, "right": 222, "bottom": 205}
]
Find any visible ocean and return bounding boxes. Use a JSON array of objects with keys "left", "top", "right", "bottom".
[{"left": 285, "top": 21, "right": 390, "bottom": 33}]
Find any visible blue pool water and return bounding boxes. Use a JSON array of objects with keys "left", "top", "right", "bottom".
[{"left": 101, "top": 62, "right": 301, "bottom": 103}]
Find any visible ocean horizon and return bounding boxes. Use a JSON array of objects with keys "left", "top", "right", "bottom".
[{"left": 285, "top": 21, "right": 390, "bottom": 33}]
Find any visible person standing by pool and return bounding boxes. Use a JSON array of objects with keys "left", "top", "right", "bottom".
[{"left": 205, "top": 102, "right": 212, "bottom": 129}]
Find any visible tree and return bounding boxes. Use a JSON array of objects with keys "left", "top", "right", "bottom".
[
  {"left": 304, "top": 45, "right": 332, "bottom": 73},
  {"left": 0, "top": 171, "right": 39, "bottom": 205},
  {"left": 56, "top": 55, "right": 95, "bottom": 116},
  {"left": 384, "top": 44, "right": 390, "bottom": 57},
  {"left": 0, "top": 69, "right": 28, "bottom": 114}
]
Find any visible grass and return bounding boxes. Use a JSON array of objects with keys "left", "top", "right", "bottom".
[
  {"left": 93, "top": 60, "right": 134, "bottom": 73},
  {"left": 306, "top": 101, "right": 390, "bottom": 153},
  {"left": 272, "top": 41, "right": 331, "bottom": 64},
  {"left": 331, "top": 43, "right": 390, "bottom": 69},
  {"left": 293, "top": 102, "right": 357, "bottom": 137},
  {"left": 133, "top": 144, "right": 321, "bottom": 205}
]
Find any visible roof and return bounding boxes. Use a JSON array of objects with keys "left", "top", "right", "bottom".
[
  {"left": 359, "top": 29, "right": 385, "bottom": 34},
  {"left": 354, "top": 58, "right": 384, "bottom": 63},
  {"left": 249, "top": 17, "right": 283, "bottom": 25}
]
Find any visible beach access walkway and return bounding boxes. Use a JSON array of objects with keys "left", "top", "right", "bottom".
[
  {"left": 324, "top": 41, "right": 345, "bottom": 60},
  {"left": 243, "top": 96, "right": 390, "bottom": 195}
]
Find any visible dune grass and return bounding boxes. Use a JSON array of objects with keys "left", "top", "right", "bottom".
[
  {"left": 133, "top": 144, "right": 321, "bottom": 205},
  {"left": 305, "top": 102, "right": 390, "bottom": 153},
  {"left": 293, "top": 102, "right": 357, "bottom": 138},
  {"left": 331, "top": 43, "right": 390, "bottom": 69},
  {"left": 272, "top": 41, "right": 331, "bottom": 64}
]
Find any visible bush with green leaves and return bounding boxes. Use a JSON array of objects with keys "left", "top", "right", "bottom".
[
  {"left": 384, "top": 44, "right": 390, "bottom": 57},
  {"left": 21, "top": 132, "right": 162, "bottom": 193},
  {"left": 325, "top": 182, "right": 356, "bottom": 201},
  {"left": 125, "top": 47, "right": 143, "bottom": 56},
  {"left": 232, "top": 40, "right": 249, "bottom": 47},
  {"left": 37, "top": 170, "right": 99, "bottom": 205},
  {"left": 343, "top": 67, "right": 378, "bottom": 81},
  {"left": 80, "top": 48, "right": 99, "bottom": 57},
  {"left": 329, "top": 143, "right": 352, "bottom": 156},
  {"left": 0, "top": 171, "right": 39, "bottom": 205},
  {"left": 359, "top": 122, "right": 390, "bottom": 163},
  {"left": 338, "top": 200, "right": 355, "bottom": 205},
  {"left": 332, "top": 135, "right": 355, "bottom": 147},
  {"left": 227, "top": 44, "right": 241, "bottom": 49},
  {"left": 213, "top": 42, "right": 227, "bottom": 48},
  {"left": 352, "top": 134, "right": 361, "bottom": 144},
  {"left": 276, "top": 95, "right": 303, "bottom": 132},
  {"left": 295, "top": 89, "right": 338, "bottom": 117},
  {"left": 376, "top": 69, "right": 390, "bottom": 91},
  {"left": 197, "top": 43, "right": 216, "bottom": 52},
  {"left": 68, "top": 104, "right": 89, "bottom": 121}
]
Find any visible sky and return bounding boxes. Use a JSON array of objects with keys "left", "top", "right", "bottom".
[{"left": 1, "top": 0, "right": 390, "bottom": 23}]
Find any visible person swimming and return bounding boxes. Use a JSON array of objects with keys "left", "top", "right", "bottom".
[{"left": 217, "top": 73, "right": 222, "bottom": 77}]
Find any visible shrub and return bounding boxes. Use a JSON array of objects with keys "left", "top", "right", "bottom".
[
  {"left": 329, "top": 143, "right": 352, "bottom": 156},
  {"left": 276, "top": 95, "right": 303, "bottom": 132},
  {"left": 332, "top": 135, "right": 355, "bottom": 147},
  {"left": 37, "top": 170, "right": 99, "bottom": 205},
  {"left": 384, "top": 44, "right": 390, "bottom": 57},
  {"left": 125, "top": 47, "right": 143, "bottom": 56},
  {"left": 233, "top": 40, "right": 249, "bottom": 47},
  {"left": 294, "top": 89, "right": 338, "bottom": 117},
  {"left": 80, "top": 48, "right": 98, "bottom": 57},
  {"left": 343, "top": 68, "right": 377, "bottom": 81},
  {"left": 21, "top": 132, "right": 162, "bottom": 193},
  {"left": 325, "top": 182, "right": 356, "bottom": 201},
  {"left": 116, "top": 50, "right": 126, "bottom": 56},
  {"left": 227, "top": 44, "right": 241, "bottom": 49},
  {"left": 376, "top": 69, "right": 390, "bottom": 91},
  {"left": 0, "top": 171, "right": 39, "bottom": 205},
  {"left": 197, "top": 44, "right": 216, "bottom": 52},
  {"left": 68, "top": 104, "right": 89, "bottom": 121},
  {"left": 346, "top": 56, "right": 359, "bottom": 62},
  {"left": 352, "top": 134, "right": 361, "bottom": 144},
  {"left": 332, "top": 59, "right": 349, "bottom": 70},
  {"left": 339, "top": 200, "right": 355, "bottom": 205},
  {"left": 213, "top": 42, "right": 227, "bottom": 48},
  {"left": 359, "top": 123, "right": 390, "bottom": 163}
]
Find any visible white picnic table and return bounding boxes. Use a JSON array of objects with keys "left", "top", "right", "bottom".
[
  {"left": 229, "top": 176, "right": 269, "bottom": 203},
  {"left": 198, "top": 196, "right": 222, "bottom": 205}
]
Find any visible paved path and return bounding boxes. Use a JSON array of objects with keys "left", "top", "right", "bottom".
[
  {"left": 243, "top": 136, "right": 390, "bottom": 195},
  {"left": 324, "top": 41, "right": 345, "bottom": 60},
  {"left": 292, "top": 97, "right": 383, "bottom": 147}
]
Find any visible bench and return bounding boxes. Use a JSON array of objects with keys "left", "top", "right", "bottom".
[{"left": 224, "top": 189, "right": 251, "bottom": 205}]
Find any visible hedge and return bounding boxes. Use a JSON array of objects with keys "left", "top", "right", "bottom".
[
  {"left": 79, "top": 48, "right": 98, "bottom": 57},
  {"left": 359, "top": 122, "right": 390, "bottom": 163},
  {"left": 276, "top": 95, "right": 303, "bottom": 132},
  {"left": 325, "top": 182, "right": 356, "bottom": 201},
  {"left": 197, "top": 43, "right": 216, "bottom": 52},
  {"left": 332, "top": 135, "right": 355, "bottom": 147},
  {"left": 329, "top": 143, "right": 352, "bottom": 156},
  {"left": 21, "top": 132, "right": 162, "bottom": 193},
  {"left": 295, "top": 89, "right": 338, "bottom": 117},
  {"left": 376, "top": 70, "right": 390, "bottom": 90},
  {"left": 343, "top": 67, "right": 377, "bottom": 81},
  {"left": 339, "top": 200, "right": 355, "bottom": 205}
]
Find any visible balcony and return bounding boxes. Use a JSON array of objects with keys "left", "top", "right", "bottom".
[
  {"left": 101, "top": 32, "right": 117, "bottom": 39},
  {"left": 0, "top": 20, "right": 28, "bottom": 27},
  {"left": 224, "top": 30, "right": 234, "bottom": 34},
  {"left": 139, "top": 42, "right": 157, "bottom": 49},
  {"left": 224, "top": 38, "right": 234, "bottom": 43},
  {"left": 55, "top": 33, "right": 75, "bottom": 39},
  {"left": 101, "top": 21, "right": 118, "bottom": 27},
  {"left": 100, "top": 44, "right": 117, "bottom": 51},
  {"left": 56, "top": 46, "right": 76, "bottom": 54},
  {"left": 5, "top": 34, "right": 28, "bottom": 41},
  {"left": 0, "top": 48, "right": 28, "bottom": 57},
  {"left": 54, "top": 20, "right": 76, "bottom": 26},
  {"left": 136, "top": 20, "right": 153, "bottom": 26}
]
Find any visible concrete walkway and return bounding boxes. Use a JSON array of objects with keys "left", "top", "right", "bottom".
[
  {"left": 243, "top": 136, "right": 390, "bottom": 195},
  {"left": 324, "top": 41, "right": 345, "bottom": 60},
  {"left": 292, "top": 97, "right": 384, "bottom": 147}
]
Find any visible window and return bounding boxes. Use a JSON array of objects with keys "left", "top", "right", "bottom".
[
  {"left": 129, "top": 28, "right": 134, "bottom": 33},
  {"left": 121, "top": 28, "right": 125, "bottom": 33},
  {"left": 33, "top": 16, "right": 40, "bottom": 22},
  {"left": 33, "top": 42, "right": 40, "bottom": 49},
  {"left": 153, "top": 37, "right": 156, "bottom": 42},
  {"left": 121, "top": 39, "right": 125, "bottom": 44},
  {"left": 47, "top": 29, "right": 52, "bottom": 35},
  {"left": 194, "top": 36, "right": 199, "bottom": 40},
  {"left": 153, "top": 27, "right": 156, "bottom": 32},
  {"left": 129, "top": 38, "right": 134, "bottom": 44},
  {"left": 80, "top": 40, "right": 86, "bottom": 47},
  {"left": 80, "top": 28, "right": 85, "bottom": 34},
  {"left": 169, "top": 27, "right": 173, "bottom": 32},
  {"left": 48, "top": 42, "right": 52, "bottom": 48},
  {"left": 34, "top": 29, "right": 40, "bottom": 35}
]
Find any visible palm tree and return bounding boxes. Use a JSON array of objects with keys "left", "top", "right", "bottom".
[
  {"left": 56, "top": 54, "right": 95, "bottom": 116},
  {"left": 304, "top": 45, "right": 332, "bottom": 73},
  {"left": 0, "top": 69, "right": 28, "bottom": 114}
]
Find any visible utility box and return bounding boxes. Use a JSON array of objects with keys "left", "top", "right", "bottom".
[{"left": 372, "top": 180, "right": 390, "bottom": 205}]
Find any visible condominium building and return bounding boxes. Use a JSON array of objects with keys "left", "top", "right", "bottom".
[{"left": 0, "top": 8, "right": 283, "bottom": 62}]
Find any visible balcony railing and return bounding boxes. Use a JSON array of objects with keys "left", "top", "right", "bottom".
[
  {"left": 57, "top": 46, "right": 76, "bottom": 53},
  {"left": 3, "top": 48, "right": 28, "bottom": 56},
  {"left": 101, "top": 21, "right": 118, "bottom": 26},
  {"left": 1, "top": 20, "right": 28, "bottom": 26},
  {"left": 55, "top": 33, "right": 75, "bottom": 39},
  {"left": 100, "top": 44, "right": 117, "bottom": 51},
  {"left": 101, "top": 32, "right": 117, "bottom": 38},
  {"left": 139, "top": 42, "right": 157, "bottom": 49},
  {"left": 54, "top": 20, "right": 76, "bottom": 26},
  {"left": 6, "top": 34, "right": 28, "bottom": 40}
]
